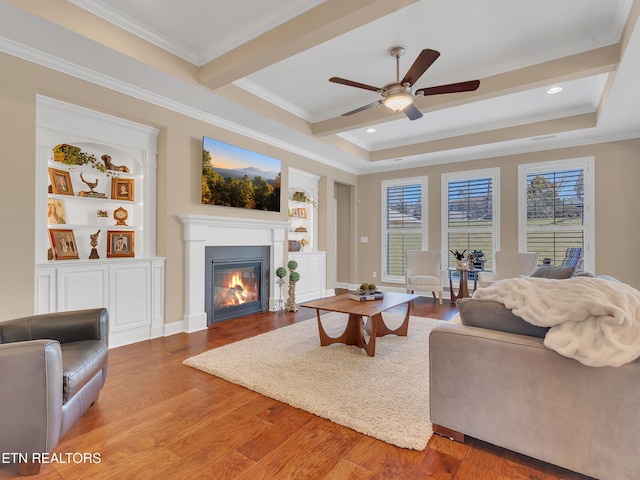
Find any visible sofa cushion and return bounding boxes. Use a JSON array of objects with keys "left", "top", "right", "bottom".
[
  {"left": 456, "top": 298, "right": 550, "bottom": 338},
  {"left": 531, "top": 265, "right": 576, "bottom": 279},
  {"left": 60, "top": 340, "right": 108, "bottom": 403}
]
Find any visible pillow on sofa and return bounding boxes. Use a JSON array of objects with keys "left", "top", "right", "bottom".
[
  {"left": 530, "top": 265, "right": 576, "bottom": 279},
  {"left": 571, "top": 270, "right": 595, "bottom": 278},
  {"left": 456, "top": 298, "right": 550, "bottom": 338}
]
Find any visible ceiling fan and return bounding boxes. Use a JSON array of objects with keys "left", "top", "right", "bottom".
[{"left": 329, "top": 46, "right": 480, "bottom": 121}]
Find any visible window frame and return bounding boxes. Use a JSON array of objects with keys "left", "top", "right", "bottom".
[
  {"left": 441, "top": 168, "right": 500, "bottom": 270},
  {"left": 518, "top": 157, "right": 595, "bottom": 272},
  {"left": 381, "top": 176, "right": 428, "bottom": 284}
]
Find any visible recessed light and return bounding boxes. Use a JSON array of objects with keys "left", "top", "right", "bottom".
[
  {"left": 365, "top": 128, "right": 376, "bottom": 134},
  {"left": 546, "top": 86, "right": 563, "bottom": 94}
]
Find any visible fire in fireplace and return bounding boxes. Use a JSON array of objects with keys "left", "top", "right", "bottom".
[
  {"left": 205, "top": 246, "right": 270, "bottom": 324},
  {"left": 214, "top": 263, "right": 259, "bottom": 309}
]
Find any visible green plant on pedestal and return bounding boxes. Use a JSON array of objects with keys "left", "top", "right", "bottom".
[{"left": 286, "top": 260, "right": 299, "bottom": 312}]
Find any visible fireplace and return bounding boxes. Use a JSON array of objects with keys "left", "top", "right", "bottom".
[
  {"left": 180, "top": 214, "right": 288, "bottom": 333},
  {"left": 205, "top": 246, "right": 270, "bottom": 324}
]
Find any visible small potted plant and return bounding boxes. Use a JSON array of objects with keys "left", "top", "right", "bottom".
[
  {"left": 96, "top": 209, "right": 109, "bottom": 225},
  {"left": 450, "top": 249, "right": 468, "bottom": 270}
]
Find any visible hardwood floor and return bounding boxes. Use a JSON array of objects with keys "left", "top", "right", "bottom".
[{"left": 1, "top": 294, "right": 593, "bottom": 479}]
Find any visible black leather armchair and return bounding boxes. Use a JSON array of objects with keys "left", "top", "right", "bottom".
[{"left": 0, "top": 309, "right": 108, "bottom": 475}]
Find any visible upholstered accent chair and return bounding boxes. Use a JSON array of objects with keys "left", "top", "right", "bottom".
[
  {"left": 405, "top": 250, "right": 445, "bottom": 304},
  {"left": 0, "top": 309, "right": 108, "bottom": 475},
  {"left": 477, "top": 251, "right": 539, "bottom": 288}
]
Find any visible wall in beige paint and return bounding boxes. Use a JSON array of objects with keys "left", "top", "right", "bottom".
[
  {"left": 0, "top": 56, "right": 38, "bottom": 319},
  {"left": 0, "top": 53, "right": 357, "bottom": 323},
  {"left": 334, "top": 182, "right": 353, "bottom": 284},
  {"left": 357, "top": 140, "right": 640, "bottom": 290}
]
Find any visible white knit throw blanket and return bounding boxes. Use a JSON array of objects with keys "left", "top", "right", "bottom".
[{"left": 473, "top": 276, "right": 640, "bottom": 367}]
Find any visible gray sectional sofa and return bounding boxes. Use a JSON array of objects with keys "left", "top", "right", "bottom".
[{"left": 429, "top": 293, "right": 640, "bottom": 480}]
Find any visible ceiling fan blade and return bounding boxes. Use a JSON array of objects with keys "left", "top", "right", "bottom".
[
  {"left": 341, "top": 100, "right": 382, "bottom": 116},
  {"left": 329, "top": 77, "right": 382, "bottom": 93},
  {"left": 416, "top": 79, "right": 480, "bottom": 96},
  {"left": 403, "top": 103, "right": 423, "bottom": 121},
  {"left": 401, "top": 49, "right": 440, "bottom": 86}
]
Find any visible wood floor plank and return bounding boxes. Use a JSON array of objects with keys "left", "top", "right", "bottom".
[
  {"left": 428, "top": 433, "right": 470, "bottom": 461},
  {"left": 232, "top": 417, "right": 341, "bottom": 480},
  {"left": 236, "top": 403, "right": 315, "bottom": 462},
  {"left": 324, "top": 458, "right": 373, "bottom": 480}
]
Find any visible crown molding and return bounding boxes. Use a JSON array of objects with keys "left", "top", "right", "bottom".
[{"left": 0, "top": 35, "right": 359, "bottom": 175}]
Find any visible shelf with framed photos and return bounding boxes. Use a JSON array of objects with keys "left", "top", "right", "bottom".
[
  {"left": 287, "top": 168, "right": 327, "bottom": 302},
  {"left": 287, "top": 168, "right": 319, "bottom": 253},
  {"left": 45, "top": 151, "right": 145, "bottom": 261},
  {"left": 36, "top": 96, "right": 164, "bottom": 348},
  {"left": 287, "top": 198, "right": 313, "bottom": 252}
]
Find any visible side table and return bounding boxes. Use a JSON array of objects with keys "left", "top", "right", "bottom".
[{"left": 448, "top": 268, "right": 478, "bottom": 303}]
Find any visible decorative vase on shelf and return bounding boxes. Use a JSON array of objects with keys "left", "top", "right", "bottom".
[{"left": 457, "top": 260, "right": 468, "bottom": 270}]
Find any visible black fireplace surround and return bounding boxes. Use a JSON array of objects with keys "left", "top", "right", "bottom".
[{"left": 204, "top": 246, "right": 270, "bottom": 324}]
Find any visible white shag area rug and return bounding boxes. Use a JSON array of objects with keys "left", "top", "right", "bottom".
[{"left": 184, "top": 312, "right": 449, "bottom": 450}]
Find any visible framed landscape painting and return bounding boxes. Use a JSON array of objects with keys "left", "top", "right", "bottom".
[{"left": 202, "top": 136, "right": 281, "bottom": 212}]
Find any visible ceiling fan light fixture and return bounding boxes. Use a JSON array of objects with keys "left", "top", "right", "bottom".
[{"left": 383, "top": 93, "right": 413, "bottom": 112}]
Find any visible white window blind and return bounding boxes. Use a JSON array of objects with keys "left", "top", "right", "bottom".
[
  {"left": 442, "top": 169, "right": 499, "bottom": 271},
  {"left": 381, "top": 177, "right": 426, "bottom": 282},
  {"left": 519, "top": 159, "right": 593, "bottom": 270}
]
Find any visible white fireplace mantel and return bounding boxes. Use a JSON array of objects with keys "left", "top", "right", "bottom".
[{"left": 179, "top": 214, "right": 289, "bottom": 332}]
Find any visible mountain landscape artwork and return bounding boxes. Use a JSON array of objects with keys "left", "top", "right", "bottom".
[{"left": 202, "top": 136, "right": 281, "bottom": 212}]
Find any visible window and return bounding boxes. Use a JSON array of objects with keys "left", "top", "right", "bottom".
[
  {"left": 442, "top": 169, "right": 499, "bottom": 271},
  {"left": 518, "top": 158, "right": 594, "bottom": 271},
  {"left": 381, "top": 177, "right": 427, "bottom": 283}
]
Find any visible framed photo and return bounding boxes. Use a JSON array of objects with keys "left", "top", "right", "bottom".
[
  {"left": 111, "top": 178, "right": 134, "bottom": 201},
  {"left": 48, "top": 168, "right": 74, "bottom": 196},
  {"left": 49, "top": 229, "right": 79, "bottom": 260},
  {"left": 298, "top": 208, "right": 307, "bottom": 219},
  {"left": 107, "top": 230, "right": 135, "bottom": 258},
  {"left": 47, "top": 198, "right": 67, "bottom": 224},
  {"left": 288, "top": 240, "right": 301, "bottom": 252}
]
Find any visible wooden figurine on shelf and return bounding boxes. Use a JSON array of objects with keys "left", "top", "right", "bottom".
[
  {"left": 89, "top": 230, "right": 101, "bottom": 259},
  {"left": 101, "top": 154, "right": 129, "bottom": 173},
  {"left": 78, "top": 172, "right": 107, "bottom": 198}
]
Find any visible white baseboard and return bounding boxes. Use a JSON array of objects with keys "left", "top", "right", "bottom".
[{"left": 164, "top": 319, "right": 186, "bottom": 337}]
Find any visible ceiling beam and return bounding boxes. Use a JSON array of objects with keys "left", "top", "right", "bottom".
[
  {"left": 312, "top": 44, "right": 620, "bottom": 137},
  {"left": 370, "top": 113, "right": 597, "bottom": 162},
  {"left": 199, "top": 0, "right": 420, "bottom": 90}
]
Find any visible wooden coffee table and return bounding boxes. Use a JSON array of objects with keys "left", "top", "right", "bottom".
[{"left": 300, "top": 292, "right": 419, "bottom": 357}]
